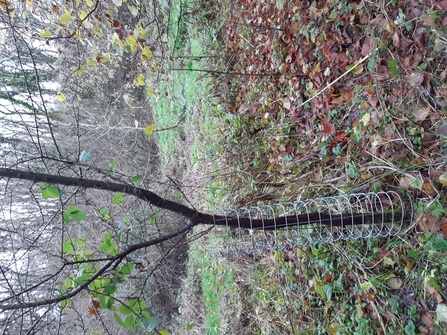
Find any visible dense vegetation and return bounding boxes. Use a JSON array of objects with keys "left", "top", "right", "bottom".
[{"left": 0, "top": 0, "right": 446, "bottom": 334}]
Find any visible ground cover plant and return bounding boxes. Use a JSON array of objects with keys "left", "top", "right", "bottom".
[
  {"left": 175, "top": 0, "right": 447, "bottom": 334},
  {"left": 1, "top": 0, "right": 447, "bottom": 333}
]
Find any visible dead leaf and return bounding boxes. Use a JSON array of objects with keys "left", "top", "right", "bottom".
[
  {"left": 414, "top": 28, "right": 427, "bottom": 46},
  {"left": 419, "top": 214, "right": 440, "bottom": 233},
  {"left": 421, "top": 311, "right": 435, "bottom": 332},
  {"left": 422, "top": 182, "right": 435, "bottom": 195},
  {"left": 425, "top": 280, "right": 443, "bottom": 303},
  {"left": 440, "top": 173, "right": 447, "bottom": 186},
  {"left": 436, "top": 0, "right": 447, "bottom": 10},
  {"left": 407, "top": 72, "right": 424, "bottom": 87},
  {"left": 393, "top": 31, "right": 401, "bottom": 49},
  {"left": 436, "top": 303, "right": 447, "bottom": 322},
  {"left": 324, "top": 123, "right": 336, "bottom": 135},
  {"left": 386, "top": 277, "right": 403, "bottom": 289},
  {"left": 399, "top": 176, "right": 411, "bottom": 190},
  {"left": 439, "top": 218, "right": 447, "bottom": 238},
  {"left": 413, "top": 107, "right": 430, "bottom": 121}
]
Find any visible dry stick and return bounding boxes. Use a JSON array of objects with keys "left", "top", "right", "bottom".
[{"left": 298, "top": 48, "right": 378, "bottom": 108}]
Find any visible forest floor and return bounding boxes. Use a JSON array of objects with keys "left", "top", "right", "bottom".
[{"left": 172, "top": 0, "right": 447, "bottom": 334}]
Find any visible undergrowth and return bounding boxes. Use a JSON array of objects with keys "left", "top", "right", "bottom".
[{"left": 174, "top": 0, "right": 447, "bottom": 334}]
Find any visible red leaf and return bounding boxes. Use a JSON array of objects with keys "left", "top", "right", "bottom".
[
  {"left": 324, "top": 123, "right": 336, "bottom": 135},
  {"left": 436, "top": 0, "right": 447, "bottom": 9},
  {"left": 88, "top": 305, "right": 98, "bottom": 317}
]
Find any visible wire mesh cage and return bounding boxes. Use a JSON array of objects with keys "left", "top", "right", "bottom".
[{"left": 209, "top": 191, "right": 413, "bottom": 257}]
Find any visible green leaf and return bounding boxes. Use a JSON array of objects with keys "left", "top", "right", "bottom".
[
  {"left": 63, "top": 239, "right": 75, "bottom": 254},
  {"left": 112, "top": 0, "right": 123, "bottom": 6},
  {"left": 332, "top": 144, "right": 341, "bottom": 156},
  {"left": 323, "top": 284, "right": 333, "bottom": 301},
  {"left": 407, "top": 250, "right": 420, "bottom": 259},
  {"left": 431, "top": 235, "right": 447, "bottom": 250},
  {"left": 39, "top": 28, "right": 52, "bottom": 38},
  {"left": 112, "top": 192, "right": 124, "bottom": 205},
  {"left": 144, "top": 124, "right": 155, "bottom": 135},
  {"left": 60, "top": 12, "right": 73, "bottom": 25},
  {"left": 119, "top": 304, "right": 132, "bottom": 315},
  {"left": 388, "top": 59, "right": 399, "bottom": 79},
  {"left": 121, "top": 262, "right": 134, "bottom": 276},
  {"left": 124, "top": 315, "right": 135, "bottom": 330},
  {"left": 99, "top": 208, "right": 111, "bottom": 221},
  {"left": 108, "top": 159, "right": 116, "bottom": 173},
  {"left": 107, "top": 297, "right": 115, "bottom": 309},
  {"left": 404, "top": 320, "right": 416, "bottom": 335},
  {"left": 77, "top": 237, "right": 85, "bottom": 247},
  {"left": 318, "top": 146, "right": 327, "bottom": 157},
  {"left": 114, "top": 313, "right": 126, "bottom": 327},
  {"left": 67, "top": 205, "right": 86, "bottom": 221},
  {"left": 38, "top": 185, "right": 62, "bottom": 199},
  {"left": 150, "top": 208, "right": 162, "bottom": 224},
  {"left": 104, "top": 284, "right": 117, "bottom": 294},
  {"left": 409, "top": 178, "right": 423, "bottom": 190},
  {"left": 60, "top": 299, "right": 72, "bottom": 308},
  {"left": 132, "top": 174, "right": 143, "bottom": 182},
  {"left": 62, "top": 212, "right": 71, "bottom": 223},
  {"left": 99, "top": 295, "right": 107, "bottom": 309},
  {"left": 159, "top": 330, "right": 169, "bottom": 335}
]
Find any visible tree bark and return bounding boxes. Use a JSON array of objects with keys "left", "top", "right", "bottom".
[{"left": 0, "top": 167, "right": 402, "bottom": 230}]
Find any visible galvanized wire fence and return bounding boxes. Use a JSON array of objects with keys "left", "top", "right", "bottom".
[{"left": 209, "top": 191, "right": 413, "bottom": 257}]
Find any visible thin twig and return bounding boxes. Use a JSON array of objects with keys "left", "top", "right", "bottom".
[{"left": 298, "top": 48, "right": 377, "bottom": 108}]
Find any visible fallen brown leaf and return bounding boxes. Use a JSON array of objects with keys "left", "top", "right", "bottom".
[{"left": 425, "top": 280, "right": 444, "bottom": 304}]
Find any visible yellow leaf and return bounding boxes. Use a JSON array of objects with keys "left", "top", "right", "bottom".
[
  {"left": 146, "top": 87, "right": 154, "bottom": 96},
  {"left": 79, "top": 10, "right": 87, "bottom": 20},
  {"left": 86, "top": 59, "right": 97, "bottom": 69},
  {"left": 137, "top": 73, "right": 145, "bottom": 86},
  {"left": 56, "top": 92, "right": 66, "bottom": 102},
  {"left": 126, "top": 35, "right": 136, "bottom": 46},
  {"left": 440, "top": 173, "right": 447, "bottom": 187},
  {"left": 39, "top": 28, "right": 51, "bottom": 38},
  {"left": 326, "top": 323, "right": 339, "bottom": 335},
  {"left": 100, "top": 53, "right": 110, "bottom": 63},
  {"left": 144, "top": 124, "right": 154, "bottom": 135},
  {"left": 85, "top": 0, "right": 94, "bottom": 6},
  {"left": 75, "top": 29, "right": 84, "bottom": 44},
  {"left": 353, "top": 64, "right": 363, "bottom": 75},
  {"left": 60, "top": 12, "right": 73, "bottom": 25},
  {"left": 141, "top": 46, "right": 152, "bottom": 60},
  {"left": 361, "top": 112, "right": 370, "bottom": 126},
  {"left": 77, "top": 66, "right": 85, "bottom": 76}
]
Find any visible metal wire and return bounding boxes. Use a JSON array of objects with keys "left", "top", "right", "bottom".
[{"left": 209, "top": 191, "right": 413, "bottom": 257}]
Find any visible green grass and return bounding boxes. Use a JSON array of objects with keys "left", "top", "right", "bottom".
[{"left": 151, "top": 0, "right": 213, "bottom": 167}]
